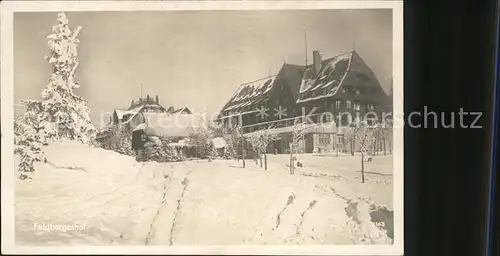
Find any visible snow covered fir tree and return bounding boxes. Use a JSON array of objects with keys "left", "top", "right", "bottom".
[{"left": 14, "top": 12, "right": 96, "bottom": 179}]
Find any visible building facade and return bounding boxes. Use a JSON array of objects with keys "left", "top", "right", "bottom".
[{"left": 217, "top": 50, "right": 392, "bottom": 154}]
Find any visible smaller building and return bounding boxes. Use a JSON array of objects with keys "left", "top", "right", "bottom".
[{"left": 96, "top": 94, "right": 195, "bottom": 148}]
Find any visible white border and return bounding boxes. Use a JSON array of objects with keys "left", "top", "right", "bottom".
[{"left": 1, "top": 1, "right": 404, "bottom": 255}]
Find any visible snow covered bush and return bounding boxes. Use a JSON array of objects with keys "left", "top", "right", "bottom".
[
  {"left": 14, "top": 101, "right": 47, "bottom": 180},
  {"left": 145, "top": 137, "right": 184, "bottom": 162},
  {"left": 14, "top": 12, "right": 96, "bottom": 179},
  {"left": 187, "top": 125, "right": 218, "bottom": 159},
  {"left": 221, "top": 126, "right": 243, "bottom": 159},
  {"left": 109, "top": 127, "right": 134, "bottom": 156}
]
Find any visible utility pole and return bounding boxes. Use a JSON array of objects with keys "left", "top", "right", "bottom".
[
  {"left": 140, "top": 81, "right": 143, "bottom": 101},
  {"left": 304, "top": 28, "right": 308, "bottom": 66}
]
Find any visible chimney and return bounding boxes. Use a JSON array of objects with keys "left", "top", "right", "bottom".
[
  {"left": 155, "top": 95, "right": 159, "bottom": 104},
  {"left": 313, "top": 50, "right": 322, "bottom": 76},
  {"left": 130, "top": 100, "right": 135, "bottom": 107},
  {"left": 146, "top": 94, "right": 150, "bottom": 102}
]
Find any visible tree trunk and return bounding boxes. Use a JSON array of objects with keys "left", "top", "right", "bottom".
[
  {"left": 383, "top": 132, "right": 387, "bottom": 155},
  {"left": 265, "top": 153, "right": 268, "bottom": 171},
  {"left": 361, "top": 153, "right": 365, "bottom": 183},
  {"left": 242, "top": 139, "right": 246, "bottom": 168},
  {"left": 260, "top": 152, "right": 263, "bottom": 168},
  {"left": 389, "top": 136, "right": 392, "bottom": 154},
  {"left": 350, "top": 140, "right": 355, "bottom": 156}
]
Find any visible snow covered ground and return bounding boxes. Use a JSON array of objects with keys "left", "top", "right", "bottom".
[{"left": 14, "top": 141, "right": 394, "bottom": 246}]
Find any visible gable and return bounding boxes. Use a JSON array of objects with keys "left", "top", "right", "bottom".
[{"left": 279, "top": 63, "right": 306, "bottom": 100}]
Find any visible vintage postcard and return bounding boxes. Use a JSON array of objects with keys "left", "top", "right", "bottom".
[{"left": 1, "top": 1, "right": 404, "bottom": 255}]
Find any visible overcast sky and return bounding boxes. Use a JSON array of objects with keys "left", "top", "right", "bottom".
[{"left": 14, "top": 10, "right": 392, "bottom": 127}]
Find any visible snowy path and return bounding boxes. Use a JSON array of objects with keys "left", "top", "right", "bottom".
[{"left": 15, "top": 142, "right": 394, "bottom": 245}]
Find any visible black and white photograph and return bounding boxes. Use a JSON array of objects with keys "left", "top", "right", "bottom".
[{"left": 1, "top": 1, "right": 403, "bottom": 255}]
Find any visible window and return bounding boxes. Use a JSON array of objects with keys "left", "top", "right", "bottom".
[
  {"left": 341, "top": 114, "right": 349, "bottom": 126},
  {"left": 336, "top": 134, "right": 345, "bottom": 145},
  {"left": 335, "top": 100, "right": 341, "bottom": 108},
  {"left": 318, "top": 134, "right": 331, "bottom": 144},
  {"left": 346, "top": 100, "right": 352, "bottom": 109},
  {"left": 354, "top": 103, "right": 360, "bottom": 111},
  {"left": 322, "top": 113, "right": 332, "bottom": 123}
]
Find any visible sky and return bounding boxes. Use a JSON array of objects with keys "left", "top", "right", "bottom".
[{"left": 14, "top": 10, "right": 392, "bottom": 127}]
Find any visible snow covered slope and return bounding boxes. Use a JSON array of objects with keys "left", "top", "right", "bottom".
[{"left": 15, "top": 141, "right": 393, "bottom": 245}]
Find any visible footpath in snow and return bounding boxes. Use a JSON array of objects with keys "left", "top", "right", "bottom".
[{"left": 15, "top": 141, "right": 394, "bottom": 245}]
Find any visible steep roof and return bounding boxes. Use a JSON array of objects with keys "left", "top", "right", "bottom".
[
  {"left": 296, "top": 51, "right": 387, "bottom": 103},
  {"left": 220, "top": 76, "right": 276, "bottom": 115},
  {"left": 218, "top": 50, "right": 389, "bottom": 118},
  {"left": 114, "top": 109, "right": 135, "bottom": 120},
  {"left": 170, "top": 107, "right": 192, "bottom": 115}
]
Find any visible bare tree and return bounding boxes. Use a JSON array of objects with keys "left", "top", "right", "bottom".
[
  {"left": 344, "top": 125, "right": 356, "bottom": 156},
  {"left": 350, "top": 118, "right": 375, "bottom": 183},
  {"left": 371, "top": 123, "right": 385, "bottom": 156},
  {"left": 385, "top": 119, "right": 393, "bottom": 155},
  {"left": 232, "top": 125, "right": 247, "bottom": 168},
  {"left": 247, "top": 126, "right": 280, "bottom": 170},
  {"left": 288, "top": 117, "right": 307, "bottom": 175}
]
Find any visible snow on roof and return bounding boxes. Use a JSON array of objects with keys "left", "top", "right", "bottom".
[
  {"left": 220, "top": 76, "right": 276, "bottom": 115},
  {"left": 171, "top": 107, "right": 192, "bottom": 114},
  {"left": 142, "top": 112, "right": 205, "bottom": 137},
  {"left": 298, "top": 52, "right": 353, "bottom": 95},
  {"left": 114, "top": 109, "right": 135, "bottom": 120},
  {"left": 212, "top": 137, "right": 227, "bottom": 149},
  {"left": 133, "top": 123, "right": 147, "bottom": 131},
  {"left": 232, "top": 76, "right": 276, "bottom": 102}
]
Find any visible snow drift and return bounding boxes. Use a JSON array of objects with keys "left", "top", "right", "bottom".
[{"left": 15, "top": 141, "right": 393, "bottom": 245}]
